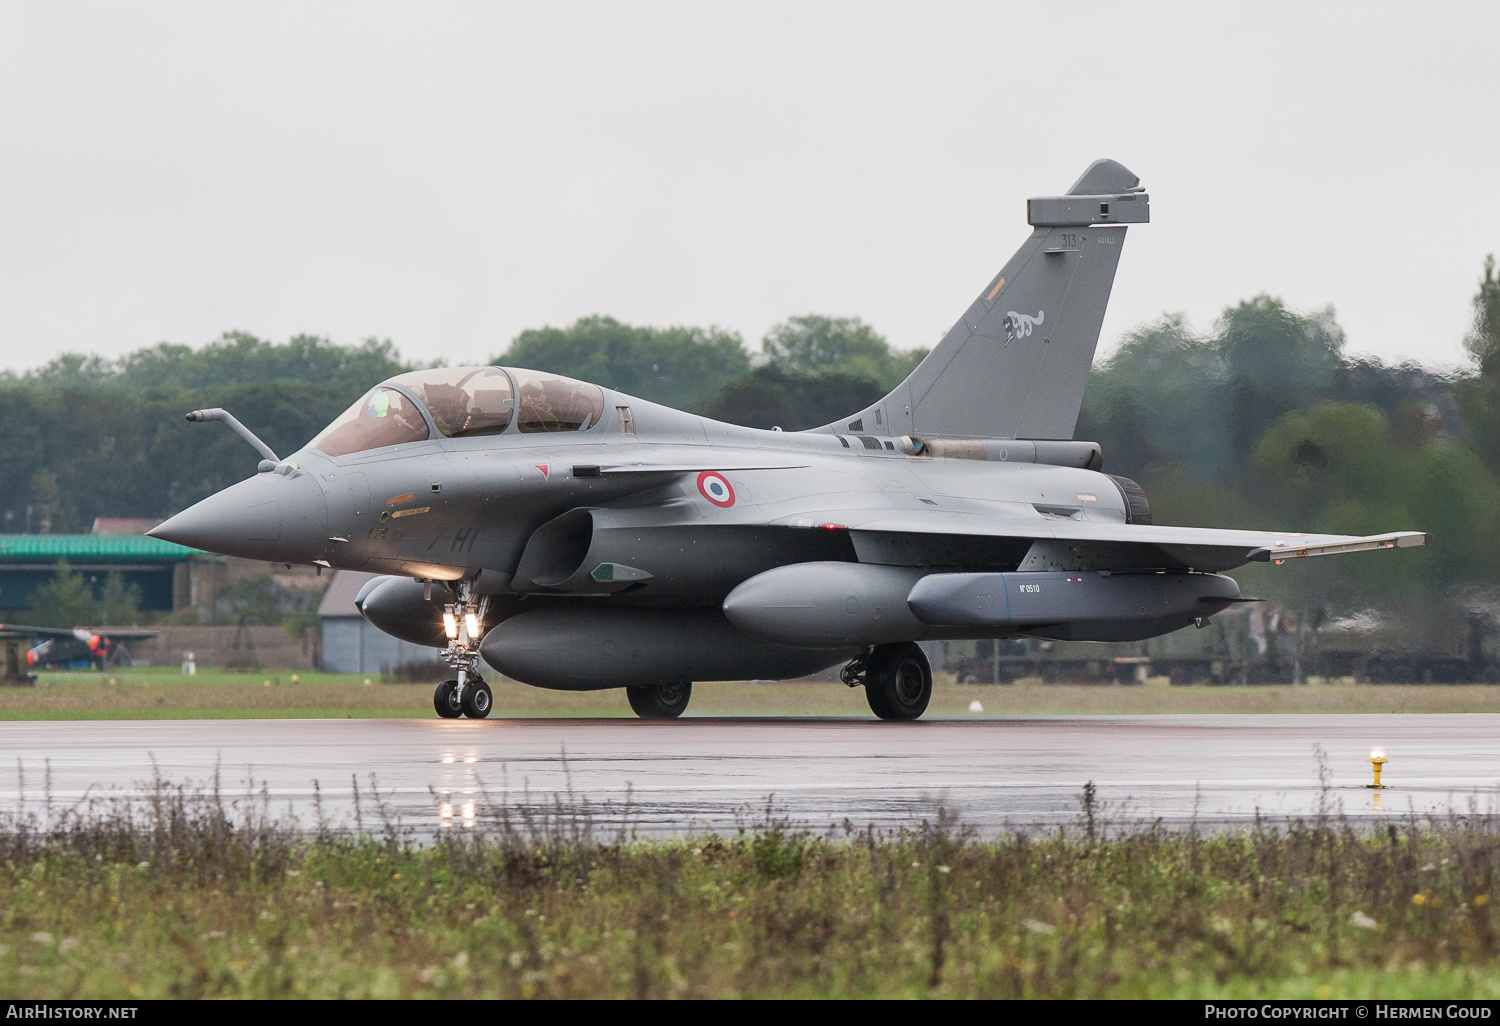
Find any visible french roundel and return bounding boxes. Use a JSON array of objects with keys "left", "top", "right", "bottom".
[{"left": 696, "top": 471, "right": 735, "bottom": 508}]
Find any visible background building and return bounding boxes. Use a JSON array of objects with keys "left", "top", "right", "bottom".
[
  {"left": 0, "top": 533, "right": 216, "bottom": 613},
  {"left": 318, "top": 570, "right": 437, "bottom": 675}
]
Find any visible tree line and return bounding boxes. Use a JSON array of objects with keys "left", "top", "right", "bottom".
[
  {"left": 2, "top": 258, "right": 1498, "bottom": 622},
  {"left": 1076, "top": 268, "right": 1500, "bottom": 612},
  {"left": 0, "top": 317, "right": 923, "bottom": 533}
]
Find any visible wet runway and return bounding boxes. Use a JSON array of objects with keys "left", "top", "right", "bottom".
[{"left": 3, "top": 715, "right": 1499, "bottom": 836}]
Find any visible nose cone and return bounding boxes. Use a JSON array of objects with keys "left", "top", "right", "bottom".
[{"left": 150, "top": 473, "right": 327, "bottom": 563}]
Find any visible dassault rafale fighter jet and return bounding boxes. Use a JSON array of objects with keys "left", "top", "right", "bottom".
[{"left": 152, "top": 159, "right": 1427, "bottom": 721}]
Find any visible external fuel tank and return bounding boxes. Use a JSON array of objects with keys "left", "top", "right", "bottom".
[{"left": 479, "top": 608, "right": 856, "bottom": 690}]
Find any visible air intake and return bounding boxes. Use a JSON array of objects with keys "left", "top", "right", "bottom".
[{"left": 1108, "top": 475, "right": 1153, "bottom": 525}]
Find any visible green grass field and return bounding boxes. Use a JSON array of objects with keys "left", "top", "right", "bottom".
[
  {"left": 3, "top": 666, "right": 1500, "bottom": 719},
  {"left": 7, "top": 672, "right": 1500, "bottom": 998},
  {"left": 3, "top": 783, "right": 1500, "bottom": 998}
]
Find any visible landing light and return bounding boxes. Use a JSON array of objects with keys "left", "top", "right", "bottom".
[
  {"left": 443, "top": 612, "right": 458, "bottom": 640},
  {"left": 465, "top": 613, "right": 480, "bottom": 638},
  {"left": 1367, "top": 747, "right": 1388, "bottom": 789}
]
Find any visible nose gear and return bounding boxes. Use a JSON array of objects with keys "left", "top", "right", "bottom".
[{"left": 434, "top": 580, "right": 491, "bottom": 719}]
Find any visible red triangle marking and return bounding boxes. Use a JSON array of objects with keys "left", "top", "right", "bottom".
[{"left": 533, "top": 464, "right": 550, "bottom": 479}]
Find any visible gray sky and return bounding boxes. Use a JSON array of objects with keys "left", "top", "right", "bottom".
[{"left": 1, "top": 1, "right": 1496, "bottom": 374}]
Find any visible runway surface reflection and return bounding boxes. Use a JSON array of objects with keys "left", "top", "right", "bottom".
[{"left": 4, "top": 715, "right": 1498, "bottom": 836}]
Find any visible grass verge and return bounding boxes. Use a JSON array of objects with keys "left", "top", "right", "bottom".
[
  {"left": 4, "top": 667, "right": 1500, "bottom": 719},
  {"left": 2, "top": 780, "right": 1500, "bottom": 998}
]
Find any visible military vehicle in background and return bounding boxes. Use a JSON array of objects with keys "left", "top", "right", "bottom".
[
  {"left": 936, "top": 613, "right": 1254, "bottom": 685},
  {"left": 937, "top": 600, "right": 1495, "bottom": 685}
]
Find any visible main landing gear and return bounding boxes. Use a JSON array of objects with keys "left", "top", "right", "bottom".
[
  {"left": 844, "top": 642, "right": 932, "bottom": 721},
  {"left": 626, "top": 682, "right": 692, "bottom": 719},
  {"left": 433, "top": 580, "right": 492, "bottom": 720}
]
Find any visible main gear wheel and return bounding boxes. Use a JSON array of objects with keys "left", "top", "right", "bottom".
[
  {"left": 864, "top": 643, "right": 932, "bottom": 721},
  {"left": 626, "top": 682, "right": 692, "bottom": 719}
]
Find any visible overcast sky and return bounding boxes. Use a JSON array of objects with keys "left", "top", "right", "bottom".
[{"left": 1, "top": 2, "right": 1496, "bottom": 375}]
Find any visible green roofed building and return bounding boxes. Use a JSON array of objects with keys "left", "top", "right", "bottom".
[{"left": 0, "top": 534, "right": 219, "bottom": 612}]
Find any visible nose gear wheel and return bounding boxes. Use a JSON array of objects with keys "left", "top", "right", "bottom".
[
  {"left": 433, "top": 580, "right": 492, "bottom": 719},
  {"left": 460, "top": 679, "right": 493, "bottom": 719},
  {"left": 434, "top": 679, "right": 463, "bottom": 718}
]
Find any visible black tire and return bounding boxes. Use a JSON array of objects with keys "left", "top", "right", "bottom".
[
  {"left": 434, "top": 679, "right": 463, "bottom": 718},
  {"left": 626, "top": 682, "right": 692, "bottom": 719},
  {"left": 460, "top": 679, "right": 493, "bottom": 719},
  {"left": 865, "top": 643, "right": 931, "bottom": 721}
]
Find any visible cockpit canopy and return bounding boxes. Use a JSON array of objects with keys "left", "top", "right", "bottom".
[
  {"left": 309, "top": 386, "right": 428, "bottom": 457},
  {"left": 308, "top": 366, "right": 606, "bottom": 457},
  {"left": 393, "top": 367, "right": 516, "bottom": 438}
]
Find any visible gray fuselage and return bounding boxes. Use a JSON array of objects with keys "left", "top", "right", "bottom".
[{"left": 176, "top": 386, "right": 1131, "bottom": 602}]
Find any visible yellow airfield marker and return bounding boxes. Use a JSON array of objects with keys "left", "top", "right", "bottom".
[{"left": 1367, "top": 746, "right": 1388, "bottom": 789}]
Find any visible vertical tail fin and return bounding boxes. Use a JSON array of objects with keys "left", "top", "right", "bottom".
[{"left": 823, "top": 158, "right": 1148, "bottom": 441}]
